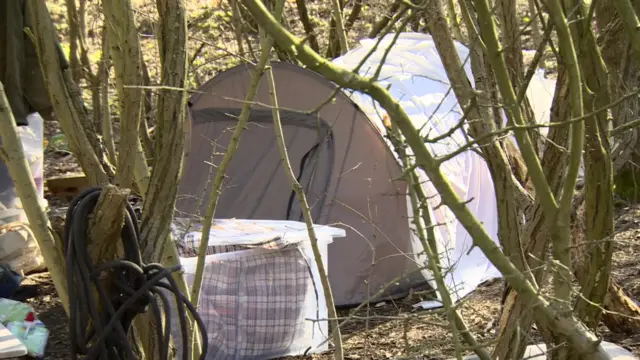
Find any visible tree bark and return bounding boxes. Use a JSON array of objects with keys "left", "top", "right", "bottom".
[
  {"left": 497, "top": 0, "right": 541, "bottom": 154},
  {"left": 140, "top": 61, "right": 156, "bottom": 162},
  {"left": 65, "top": 0, "right": 82, "bottom": 83},
  {"left": 135, "top": 0, "right": 199, "bottom": 358},
  {"left": 445, "top": 0, "right": 463, "bottom": 41},
  {"left": 0, "top": 82, "right": 70, "bottom": 314},
  {"left": 28, "top": 0, "right": 111, "bottom": 186},
  {"left": 457, "top": 0, "right": 535, "bottom": 311},
  {"left": 563, "top": 0, "right": 615, "bottom": 333},
  {"left": 294, "top": 0, "right": 320, "bottom": 52},
  {"left": 494, "top": 64, "right": 571, "bottom": 360},
  {"left": 101, "top": 1, "right": 198, "bottom": 358},
  {"left": 99, "top": 27, "right": 117, "bottom": 165},
  {"left": 590, "top": 0, "right": 640, "bottom": 335},
  {"left": 386, "top": 115, "right": 491, "bottom": 360},
  {"left": 231, "top": 0, "right": 248, "bottom": 56},
  {"left": 102, "top": 0, "right": 149, "bottom": 190},
  {"left": 327, "top": 0, "right": 349, "bottom": 57},
  {"left": 187, "top": 3, "right": 286, "bottom": 359},
  {"left": 598, "top": 4, "right": 640, "bottom": 190},
  {"left": 603, "top": 281, "right": 640, "bottom": 333},
  {"left": 370, "top": 0, "right": 403, "bottom": 39},
  {"left": 528, "top": 0, "right": 543, "bottom": 54}
]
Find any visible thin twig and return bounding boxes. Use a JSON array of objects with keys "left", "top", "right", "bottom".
[
  {"left": 265, "top": 60, "right": 344, "bottom": 360},
  {"left": 188, "top": 0, "right": 285, "bottom": 351}
]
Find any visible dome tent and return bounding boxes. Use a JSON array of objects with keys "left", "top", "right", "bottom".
[{"left": 177, "top": 32, "right": 556, "bottom": 307}]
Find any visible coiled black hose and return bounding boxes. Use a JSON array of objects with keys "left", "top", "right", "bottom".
[{"left": 63, "top": 187, "right": 208, "bottom": 360}]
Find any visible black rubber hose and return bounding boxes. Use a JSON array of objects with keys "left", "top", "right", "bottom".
[{"left": 63, "top": 187, "right": 208, "bottom": 360}]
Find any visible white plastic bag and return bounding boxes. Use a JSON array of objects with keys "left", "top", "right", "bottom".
[
  {"left": 0, "top": 222, "right": 45, "bottom": 275},
  {"left": 0, "top": 113, "right": 46, "bottom": 274}
]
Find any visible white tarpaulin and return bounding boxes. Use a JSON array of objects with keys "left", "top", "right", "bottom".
[{"left": 332, "top": 32, "right": 556, "bottom": 309}]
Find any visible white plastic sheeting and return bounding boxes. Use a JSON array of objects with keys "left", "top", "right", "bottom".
[
  {"left": 332, "top": 32, "right": 556, "bottom": 309},
  {"left": 0, "top": 113, "right": 46, "bottom": 275}
]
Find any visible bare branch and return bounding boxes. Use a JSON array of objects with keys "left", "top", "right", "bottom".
[
  {"left": 28, "top": 0, "right": 111, "bottom": 186},
  {"left": 0, "top": 81, "right": 69, "bottom": 314},
  {"left": 239, "top": 1, "right": 613, "bottom": 357},
  {"left": 103, "top": 0, "right": 149, "bottom": 190},
  {"left": 294, "top": 0, "right": 320, "bottom": 52},
  {"left": 189, "top": 0, "right": 286, "bottom": 334},
  {"left": 330, "top": 0, "right": 349, "bottom": 55},
  {"left": 266, "top": 50, "right": 344, "bottom": 360}
]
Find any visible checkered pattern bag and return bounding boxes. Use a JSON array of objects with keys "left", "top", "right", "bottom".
[{"left": 169, "top": 221, "right": 317, "bottom": 359}]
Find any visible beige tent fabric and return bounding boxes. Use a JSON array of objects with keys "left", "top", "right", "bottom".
[{"left": 178, "top": 62, "right": 428, "bottom": 306}]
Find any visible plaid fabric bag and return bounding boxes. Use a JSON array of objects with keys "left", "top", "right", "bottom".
[{"left": 169, "top": 220, "right": 319, "bottom": 360}]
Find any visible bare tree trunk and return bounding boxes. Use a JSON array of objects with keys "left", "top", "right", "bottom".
[
  {"left": 140, "top": 61, "right": 156, "bottom": 162},
  {"left": 370, "top": 0, "right": 403, "bottom": 39},
  {"left": 230, "top": 0, "right": 248, "bottom": 56},
  {"left": 588, "top": 0, "right": 640, "bottom": 335},
  {"left": 456, "top": 1, "right": 568, "bottom": 357},
  {"left": 294, "top": 0, "right": 320, "bottom": 52},
  {"left": 497, "top": 0, "right": 541, "bottom": 154},
  {"left": 187, "top": 3, "right": 285, "bottom": 359},
  {"left": 67, "top": 0, "right": 102, "bottom": 129},
  {"left": 141, "top": 0, "right": 187, "bottom": 266},
  {"left": 494, "top": 64, "right": 571, "bottom": 359},
  {"left": 29, "top": 0, "right": 112, "bottom": 186},
  {"left": 431, "top": 0, "right": 533, "bottom": 286},
  {"left": 603, "top": 281, "right": 640, "bottom": 332},
  {"left": 101, "top": 1, "right": 199, "bottom": 358},
  {"left": 132, "top": 0, "right": 196, "bottom": 358},
  {"left": 345, "top": 0, "right": 363, "bottom": 31},
  {"left": 446, "top": 0, "right": 464, "bottom": 41},
  {"left": 601, "top": 20, "right": 640, "bottom": 175},
  {"left": 536, "top": 1, "right": 586, "bottom": 358},
  {"left": 599, "top": 0, "right": 640, "bottom": 207},
  {"left": 326, "top": 0, "right": 349, "bottom": 58},
  {"left": 99, "top": 27, "right": 117, "bottom": 165},
  {"left": 65, "top": 0, "right": 82, "bottom": 83},
  {"left": 323, "top": 0, "right": 363, "bottom": 55},
  {"left": 562, "top": 0, "right": 615, "bottom": 334},
  {"left": 102, "top": 0, "right": 149, "bottom": 190},
  {"left": 0, "top": 82, "right": 70, "bottom": 314}
]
